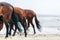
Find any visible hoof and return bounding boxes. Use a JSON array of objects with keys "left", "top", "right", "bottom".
[
  {"left": 8, "top": 33, "right": 11, "bottom": 36},
  {"left": 5, "top": 36, "right": 8, "bottom": 38},
  {"left": 25, "top": 35, "right": 27, "bottom": 37},
  {"left": 12, "top": 34, "right": 15, "bottom": 36},
  {"left": 20, "top": 34, "right": 22, "bottom": 36},
  {"left": 32, "top": 32, "right": 36, "bottom": 35},
  {"left": 34, "top": 32, "right": 36, "bottom": 34}
]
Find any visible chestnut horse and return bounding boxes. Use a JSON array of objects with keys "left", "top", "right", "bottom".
[
  {"left": 0, "top": 2, "right": 22, "bottom": 38},
  {"left": 9, "top": 7, "right": 41, "bottom": 37},
  {"left": 9, "top": 7, "right": 27, "bottom": 37}
]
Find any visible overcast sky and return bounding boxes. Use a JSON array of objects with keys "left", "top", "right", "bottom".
[{"left": 0, "top": 0, "right": 60, "bottom": 16}]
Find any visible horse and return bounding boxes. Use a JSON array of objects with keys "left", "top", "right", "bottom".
[
  {"left": 24, "top": 9, "right": 41, "bottom": 32},
  {"left": 0, "top": 2, "right": 22, "bottom": 38},
  {"left": 9, "top": 7, "right": 27, "bottom": 37},
  {"left": 9, "top": 7, "right": 41, "bottom": 37}
]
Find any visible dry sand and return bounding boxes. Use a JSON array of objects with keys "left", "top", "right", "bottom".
[{"left": 0, "top": 34, "right": 60, "bottom": 40}]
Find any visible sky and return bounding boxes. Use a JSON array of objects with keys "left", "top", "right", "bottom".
[{"left": 0, "top": 0, "right": 60, "bottom": 16}]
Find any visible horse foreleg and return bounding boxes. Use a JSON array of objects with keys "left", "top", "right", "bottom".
[
  {"left": 9, "top": 24, "right": 13, "bottom": 35},
  {"left": 8, "top": 26, "right": 12, "bottom": 35},
  {"left": 22, "top": 19, "right": 27, "bottom": 37},
  {"left": 8, "top": 20, "right": 14, "bottom": 35},
  {"left": 5, "top": 23, "right": 9, "bottom": 38},
  {"left": 24, "top": 27, "right": 27, "bottom": 37}
]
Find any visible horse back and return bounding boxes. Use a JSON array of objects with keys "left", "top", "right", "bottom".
[{"left": 24, "top": 9, "right": 36, "bottom": 18}]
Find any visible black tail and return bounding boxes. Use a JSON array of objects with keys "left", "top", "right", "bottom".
[
  {"left": 35, "top": 16, "right": 41, "bottom": 32},
  {"left": 10, "top": 6, "right": 14, "bottom": 16},
  {"left": 11, "top": 6, "right": 22, "bottom": 32}
]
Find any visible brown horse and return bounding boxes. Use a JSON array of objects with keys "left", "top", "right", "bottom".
[
  {"left": 14, "top": 7, "right": 41, "bottom": 33},
  {"left": 9, "top": 7, "right": 41, "bottom": 37},
  {"left": 0, "top": 2, "right": 22, "bottom": 38},
  {"left": 9, "top": 7, "right": 27, "bottom": 37},
  {"left": 24, "top": 9, "right": 41, "bottom": 32}
]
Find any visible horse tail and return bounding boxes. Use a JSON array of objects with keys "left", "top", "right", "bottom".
[
  {"left": 10, "top": 6, "right": 15, "bottom": 15},
  {"left": 10, "top": 4, "right": 22, "bottom": 33},
  {"left": 35, "top": 15, "right": 41, "bottom": 32}
]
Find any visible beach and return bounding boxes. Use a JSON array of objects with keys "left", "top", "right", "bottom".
[{"left": 0, "top": 34, "right": 60, "bottom": 40}]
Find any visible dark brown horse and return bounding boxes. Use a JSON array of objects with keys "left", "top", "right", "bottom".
[
  {"left": 0, "top": 2, "right": 22, "bottom": 38},
  {"left": 9, "top": 7, "right": 27, "bottom": 37},
  {"left": 9, "top": 7, "right": 41, "bottom": 37}
]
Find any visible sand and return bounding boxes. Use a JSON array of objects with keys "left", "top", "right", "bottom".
[{"left": 0, "top": 34, "right": 60, "bottom": 40}]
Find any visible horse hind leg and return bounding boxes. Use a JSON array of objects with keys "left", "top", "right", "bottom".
[
  {"left": 12, "top": 26, "right": 17, "bottom": 36},
  {"left": 22, "top": 19, "right": 27, "bottom": 37},
  {"left": 8, "top": 25, "right": 12, "bottom": 35},
  {"left": 30, "top": 20, "right": 36, "bottom": 34}
]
